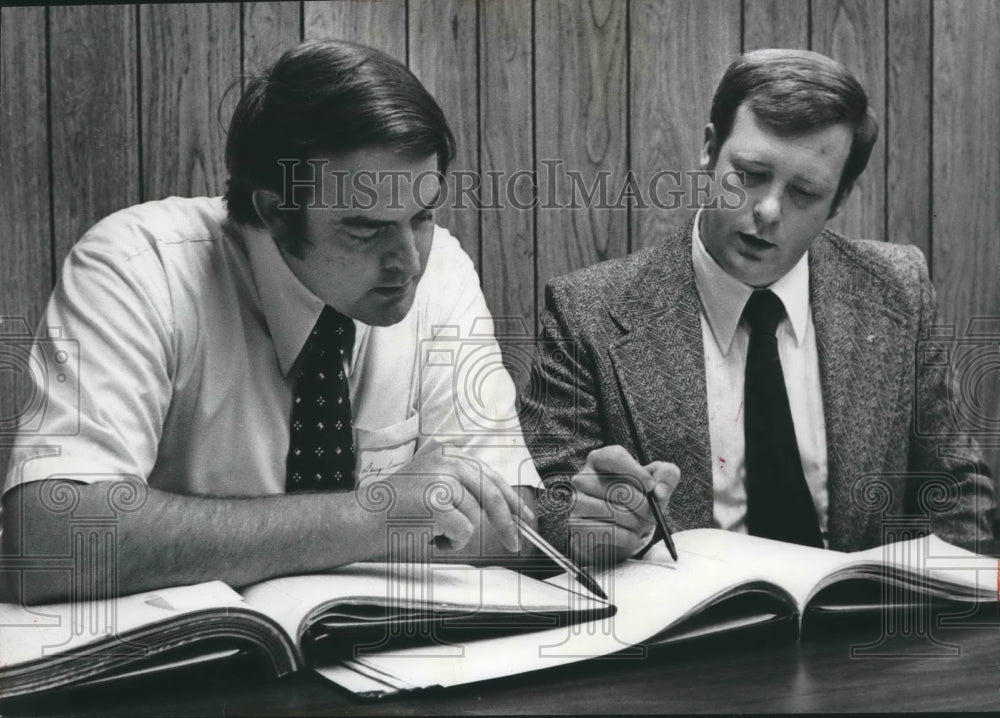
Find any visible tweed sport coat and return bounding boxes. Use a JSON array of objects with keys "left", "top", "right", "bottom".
[{"left": 522, "top": 220, "right": 995, "bottom": 551}]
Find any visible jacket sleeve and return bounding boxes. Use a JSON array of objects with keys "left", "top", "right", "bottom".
[
  {"left": 518, "top": 280, "right": 615, "bottom": 550},
  {"left": 905, "top": 245, "right": 996, "bottom": 546}
]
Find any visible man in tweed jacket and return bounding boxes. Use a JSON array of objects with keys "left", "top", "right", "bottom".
[{"left": 525, "top": 50, "right": 995, "bottom": 557}]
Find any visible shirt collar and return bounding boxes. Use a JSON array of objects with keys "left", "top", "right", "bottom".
[
  {"left": 691, "top": 208, "right": 810, "bottom": 355},
  {"left": 245, "top": 225, "right": 366, "bottom": 376}
]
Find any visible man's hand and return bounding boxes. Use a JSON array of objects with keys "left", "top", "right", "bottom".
[
  {"left": 357, "top": 440, "right": 534, "bottom": 557},
  {"left": 564, "top": 446, "right": 680, "bottom": 564}
]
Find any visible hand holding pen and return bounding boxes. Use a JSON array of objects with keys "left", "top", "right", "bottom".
[{"left": 561, "top": 446, "right": 681, "bottom": 566}]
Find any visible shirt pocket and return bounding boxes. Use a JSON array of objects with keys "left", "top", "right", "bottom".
[{"left": 354, "top": 414, "right": 420, "bottom": 483}]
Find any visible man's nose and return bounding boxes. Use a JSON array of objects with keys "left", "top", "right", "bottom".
[
  {"left": 753, "top": 190, "right": 781, "bottom": 227},
  {"left": 382, "top": 225, "right": 421, "bottom": 276}
]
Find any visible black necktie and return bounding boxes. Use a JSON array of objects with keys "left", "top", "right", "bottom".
[
  {"left": 286, "top": 306, "right": 356, "bottom": 493},
  {"left": 743, "top": 290, "right": 823, "bottom": 547}
]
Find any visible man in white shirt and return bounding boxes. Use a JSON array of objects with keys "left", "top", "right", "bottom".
[
  {"left": 1, "top": 40, "right": 667, "bottom": 604},
  {"left": 523, "top": 49, "right": 995, "bottom": 554}
]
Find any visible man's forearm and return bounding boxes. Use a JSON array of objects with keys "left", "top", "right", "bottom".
[
  {"left": 1, "top": 481, "right": 541, "bottom": 604},
  {"left": 1, "top": 480, "right": 387, "bottom": 604}
]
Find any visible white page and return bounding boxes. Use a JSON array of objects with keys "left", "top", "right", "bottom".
[
  {"left": 0, "top": 581, "right": 244, "bottom": 667},
  {"left": 650, "top": 529, "right": 997, "bottom": 606},
  {"left": 646, "top": 528, "right": 853, "bottom": 607},
  {"left": 850, "top": 534, "right": 997, "bottom": 598}
]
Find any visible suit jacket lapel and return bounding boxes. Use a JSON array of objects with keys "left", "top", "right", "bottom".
[
  {"left": 607, "top": 221, "right": 714, "bottom": 530},
  {"left": 810, "top": 234, "right": 912, "bottom": 550}
]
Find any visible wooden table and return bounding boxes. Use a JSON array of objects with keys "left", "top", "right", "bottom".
[{"left": 3, "top": 606, "right": 998, "bottom": 715}]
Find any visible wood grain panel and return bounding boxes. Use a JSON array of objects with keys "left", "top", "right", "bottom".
[
  {"left": 886, "top": 0, "right": 930, "bottom": 254},
  {"left": 630, "top": 0, "right": 740, "bottom": 250},
  {"left": 303, "top": 0, "right": 406, "bottom": 62},
  {"left": 932, "top": 0, "right": 999, "bottom": 318},
  {"left": 49, "top": 4, "right": 139, "bottom": 266},
  {"left": 743, "top": 0, "right": 809, "bottom": 50},
  {"left": 140, "top": 3, "right": 241, "bottom": 200},
  {"left": 243, "top": 2, "right": 302, "bottom": 76},
  {"left": 408, "top": 0, "right": 479, "bottom": 264},
  {"left": 0, "top": 7, "right": 52, "bottom": 474},
  {"left": 535, "top": 0, "right": 627, "bottom": 303},
  {"left": 811, "top": 0, "right": 886, "bottom": 241},
  {"left": 480, "top": 0, "right": 535, "bottom": 391},
  {"left": 932, "top": 0, "right": 1000, "bottom": 473}
]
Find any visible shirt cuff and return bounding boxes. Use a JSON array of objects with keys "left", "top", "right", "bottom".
[{"left": 4, "top": 454, "right": 141, "bottom": 498}]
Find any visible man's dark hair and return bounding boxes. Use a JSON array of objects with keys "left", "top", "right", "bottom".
[
  {"left": 223, "top": 40, "right": 455, "bottom": 252},
  {"left": 708, "top": 48, "right": 878, "bottom": 210}
]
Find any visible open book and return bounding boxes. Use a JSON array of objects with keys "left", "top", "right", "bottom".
[
  {"left": 2, "top": 530, "right": 994, "bottom": 700},
  {"left": 319, "top": 529, "right": 998, "bottom": 697},
  {"left": 0, "top": 562, "right": 612, "bottom": 699}
]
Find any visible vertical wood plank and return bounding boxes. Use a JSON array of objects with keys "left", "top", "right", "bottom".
[
  {"left": 140, "top": 3, "right": 241, "bottom": 200},
  {"left": 0, "top": 7, "right": 52, "bottom": 475},
  {"left": 408, "top": 0, "right": 479, "bottom": 265},
  {"left": 933, "top": 0, "right": 1000, "bottom": 317},
  {"left": 932, "top": 0, "right": 1000, "bottom": 474},
  {"left": 480, "top": 0, "right": 535, "bottom": 390},
  {"left": 49, "top": 4, "right": 139, "bottom": 266},
  {"left": 811, "top": 0, "right": 886, "bottom": 241},
  {"left": 303, "top": 0, "right": 406, "bottom": 63},
  {"left": 535, "top": 0, "right": 627, "bottom": 307},
  {"left": 631, "top": 0, "right": 740, "bottom": 250},
  {"left": 743, "top": 0, "right": 809, "bottom": 50},
  {"left": 243, "top": 2, "right": 302, "bottom": 75},
  {"left": 886, "top": 0, "right": 930, "bottom": 254}
]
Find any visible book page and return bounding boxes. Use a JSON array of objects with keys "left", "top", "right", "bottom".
[
  {"left": 0, "top": 581, "right": 244, "bottom": 668},
  {"left": 645, "top": 529, "right": 998, "bottom": 609},
  {"left": 837, "top": 534, "right": 998, "bottom": 600},
  {"left": 644, "top": 528, "right": 856, "bottom": 608},
  {"left": 239, "top": 563, "right": 610, "bottom": 646},
  {"left": 315, "top": 557, "right": 795, "bottom": 695}
]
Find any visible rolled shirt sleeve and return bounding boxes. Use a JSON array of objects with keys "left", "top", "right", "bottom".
[{"left": 5, "top": 226, "right": 175, "bottom": 493}]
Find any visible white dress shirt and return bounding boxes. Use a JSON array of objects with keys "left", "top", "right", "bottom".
[
  {"left": 691, "top": 211, "right": 829, "bottom": 541},
  {"left": 4, "top": 196, "right": 540, "bottom": 499}
]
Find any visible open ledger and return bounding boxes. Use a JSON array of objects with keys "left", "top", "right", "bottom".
[
  {"left": 0, "top": 562, "right": 612, "bottom": 699},
  {"left": 319, "top": 529, "right": 998, "bottom": 697},
  {"left": 1, "top": 529, "right": 995, "bottom": 699}
]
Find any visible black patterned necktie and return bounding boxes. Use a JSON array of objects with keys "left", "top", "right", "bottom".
[
  {"left": 286, "top": 306, "right": 356, "bottom": 493},
  {"left": 742, "top": 290, "right": 824, "bottom": 547}
]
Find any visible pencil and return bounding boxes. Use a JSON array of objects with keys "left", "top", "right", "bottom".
[
  {"left": 646, "top": 490, "right": 678, "bottom": 562},
  {"left": 512, "top": 515, "right": 609, "bottom": 601}
]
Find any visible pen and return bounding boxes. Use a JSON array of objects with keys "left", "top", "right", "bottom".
[
  {"left": 512, "top": 515, "right": 609, "bottom": 601},
  {"left": 646, "top": 490, "right": 679, "bottom": 562}
]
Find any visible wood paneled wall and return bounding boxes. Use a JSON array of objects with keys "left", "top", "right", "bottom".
[{"left": 2, "top": 1, "right": 998, "bottom": 475}]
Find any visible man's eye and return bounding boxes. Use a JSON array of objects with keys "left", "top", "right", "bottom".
[
  {"left": 738, "top": 169, "right": 766, "bottom": 184},
  {"left": 791, "top": 186, "right": 819, "bottom": 201},
  {"left": 348, "top": 229, "right": 380, "bottom": 243}
]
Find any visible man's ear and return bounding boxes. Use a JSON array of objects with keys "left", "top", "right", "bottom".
[
  {"left": 251, "top": 190, "right": 285, "bottom": 234},
  {"left": 828, "top": 181, "right": 855, "bottom": 220},
  {"left": 700, "top": 123, "right": 718, "bottom": 171}
]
